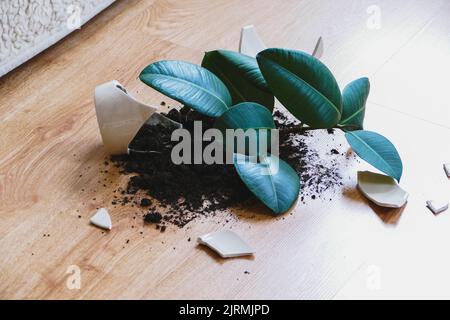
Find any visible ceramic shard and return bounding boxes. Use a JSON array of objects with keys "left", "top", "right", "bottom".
[
  {"left": 357, "top": 171, "right": 409, "bottom": 208},
  {"left": 426, "top": 200, "right": 449, "bottom": 215},
  {"left": 90, "top": 208, "right": 112, "bottom": 230},
  {"left": 312, "top": 36, "right": 324, "bottom": 59},
  {"left": 239, "top": 25, "right": 266, "bottom": 58},
  {"left": 239, "top": 25, "right": 323, "bottom": 60},
  {"left": 444, "top": 163, "right": 450, "bottom": 178},
  {"left": 198, "top": 230, "right": 255, "bottom": 258},
  {"left": 94, "top": 80, "right": 158, "bottom": 155}
]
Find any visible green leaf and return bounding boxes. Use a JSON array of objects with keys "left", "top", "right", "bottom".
[
  {"left": 202, "top": 50, "right": 274, "bottom": 110},
  {"left": 257, "top": 48, "right": 342, "bottom": 128},
  {"left": 215, "top": 102, "right": 275, "bottom": 155},
  {"left": 140, "top": 60, "right": 232, "bottom": 117},
  {"left": 345, "top": 130, "right": 403, "bottom": 181},
  {"left": 339, "top": 77, "right": 370, "bottom": 129},
  {"left": 215, "top": 102, "right": 275, "bottom": 130},
  {"left": 233, "top": 153, "right": 300, "bottom": 214}
]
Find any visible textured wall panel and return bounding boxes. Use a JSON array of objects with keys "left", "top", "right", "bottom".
[{"left": 0, "top": 0, "right": 116, "bottom": 77}]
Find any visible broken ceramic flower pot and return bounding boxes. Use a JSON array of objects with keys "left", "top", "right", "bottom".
[
  {"left": 357, "top": 171, "right": 409, "bottom": 208},
  {"left": 94, "top": 80, "right": 181, "bottom": 155},
  {"left": 239, "top": 25, "right": 323, "bottom": 58}
]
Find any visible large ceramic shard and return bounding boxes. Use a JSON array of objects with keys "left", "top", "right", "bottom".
[
  {"left": 357, "top": 171, "right": 408, "bottom": 208},
  {"left": 94, "top": 80, "right": 158, "bottom": 155},
  {"left": 444, "top": 163, "right": 450, "bottom": 178},
  {"left": 239, "top": 25, "right": 266, "bottom": 58},
  {"left": 198, "top": 230, "right": 255, "bottom": 258}
]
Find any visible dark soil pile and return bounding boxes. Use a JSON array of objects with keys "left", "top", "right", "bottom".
[{"left": 111, "top": 106, "right": 343, "bottom": 228}]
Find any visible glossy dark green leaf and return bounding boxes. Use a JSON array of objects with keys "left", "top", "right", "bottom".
[
  {"left": 234, "top": 153, "right": 300, "bottom": 214},
  {"left": 202, "top": 50, "right": 274, "bottom": 110},
  {"left": 215, "top": 102, "right": 275, "bottom": 130},
  {"left": 140, "top": 60, "right": 232, "bottom": 117},
  {"left": 345, "top": 130, "right": 403, "bottom": 181},
  {"left": 215, "top": 102, "right": 275, "bottom": 155},
  {"left": 257, "top": 48, "right": 342, "bottom": 128},
  {"left": 339, "top": 77, "right": 370, "bottom": 129}
]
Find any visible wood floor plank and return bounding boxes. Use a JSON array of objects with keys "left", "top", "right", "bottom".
[
  {"left": 132, "top": 0, "right": 446, "bottom": 84},
  {"left": 369, "top": 1, "right": 450, "bottom": 128}
]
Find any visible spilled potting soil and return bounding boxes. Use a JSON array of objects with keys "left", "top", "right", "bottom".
[{"left": 110, "top": 106, "right": 346, "bottom": 228}]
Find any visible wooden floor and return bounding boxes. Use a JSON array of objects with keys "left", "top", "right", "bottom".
[{"left": 1, "top": 0, "right": 449, "bottom": 299}]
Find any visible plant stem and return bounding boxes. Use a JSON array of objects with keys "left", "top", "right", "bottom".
[
  {"left": 279, "top": 123, "right": 360, "bottom": 134},
  {"left": 335, "top": 124, "right": 362, "bottom": 131}
]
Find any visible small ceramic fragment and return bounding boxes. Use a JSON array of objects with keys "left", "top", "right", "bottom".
[
  {"left": 198, "top": 230, "right": 255, "bottom": 258},
  {"left": 444, "top": 163, "right": 450, "bottom": 178},
  {"left": 312, "top": 36, "right": 324, "bottom": 59},
  {"left": 357, "top": 171, "right": 409, "bottom": 208},
  {"left": 426, "top": 200, "right": 449, "bottom": 215},
  {"left": 90, "top": 208, "right": 112, "bottom": 230}
]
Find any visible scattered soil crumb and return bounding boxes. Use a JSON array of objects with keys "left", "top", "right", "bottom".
[
  {"left": 140, "top": 198, "right": 152, "bottom": 207},
  {"left": 144, "top": 210, "right": 162, "bottom": 224}
]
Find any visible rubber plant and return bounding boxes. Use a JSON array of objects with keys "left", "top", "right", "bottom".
[{"left": 139, "top": 48, "right": 403, "bottom": 214}]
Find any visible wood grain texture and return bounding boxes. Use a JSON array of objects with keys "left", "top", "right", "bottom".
[{"left": 0, "top": 0, "right": 449, "bottom": 299}]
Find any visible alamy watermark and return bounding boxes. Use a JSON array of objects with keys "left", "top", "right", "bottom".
[
  {"left": 366, "top": 264, "right": 382, "bottom": 291},
  {"left": 66, "top": 265, "right": 81, "bottom": 290},
  {"left": 366, "top": 5, "right": 382, "bottom": 30},
  {"left": 169, "top": 121, "right": 280, "bottom": 174}
]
